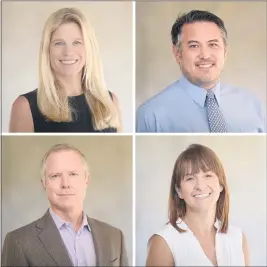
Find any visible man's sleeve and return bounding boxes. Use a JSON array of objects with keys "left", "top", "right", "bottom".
[
  {"left": 136, "top": 105, "right": 157, "bottom": 133},
  {"left": 119, "top": 230, "right": 129, "bottom": 266},
  {"left": 261, "top": 103, "right": 266, "bottom": 132},
  {"left": 2, "top": 232, "right": 28, "bottom": 267},
  {"left": 256, "top": 98, "right": 266, "bottom": 133}
]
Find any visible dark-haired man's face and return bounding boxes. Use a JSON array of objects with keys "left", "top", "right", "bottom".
[{"left": 173, "top": 21, "right": 226, "bottom": 89}]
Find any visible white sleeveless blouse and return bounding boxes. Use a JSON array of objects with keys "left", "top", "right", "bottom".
[{"left": 156, "top": 220, "right": 245, "bottom": 266}]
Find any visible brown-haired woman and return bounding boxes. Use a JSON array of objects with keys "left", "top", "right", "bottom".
[{"left": 146, "top": 144, "right": 249, "bottom": 266}]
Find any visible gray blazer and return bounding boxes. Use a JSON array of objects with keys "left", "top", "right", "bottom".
[{"left": 1, "top": 211, "right": 128, "bottom": 266}]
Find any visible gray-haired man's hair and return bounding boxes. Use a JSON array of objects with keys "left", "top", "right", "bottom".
[{"left": 40, "top": 143, "right": 89, "bottom": 180}]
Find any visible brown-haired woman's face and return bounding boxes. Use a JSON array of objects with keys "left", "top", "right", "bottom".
[
  {"left": 177, "top": 169, "right": 223, "bottom": 212},
  {"left": 49, "top": 22, "right": 86, "bottom": 78}
]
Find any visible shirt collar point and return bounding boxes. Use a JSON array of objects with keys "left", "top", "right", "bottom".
[{"left": 176, "top": 218, "right": 222, "bottom": 231}]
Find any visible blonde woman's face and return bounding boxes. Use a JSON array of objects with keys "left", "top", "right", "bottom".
[{"left": 50, "top": 22, "right": 86, "bottom": 78}]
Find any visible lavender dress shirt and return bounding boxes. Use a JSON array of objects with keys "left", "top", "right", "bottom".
[{"left": 49, "top": 208, "right": 96, "bottom": 266}]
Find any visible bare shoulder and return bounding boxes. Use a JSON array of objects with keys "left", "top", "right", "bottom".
[
  {"left": 111, "top": 92, "right": 119, "bottom": 105},
  {"left": 146, "top": 234, "right": 174, "bottom": 266},
  {"left": 242, "top": 232, "right": 250, "bottom": 266},
  {"left": 110, "top": 92, "right": 123, "bottom": 132},
  {"left": 9, "top": 95, "right": 34, "bottom": 132}
]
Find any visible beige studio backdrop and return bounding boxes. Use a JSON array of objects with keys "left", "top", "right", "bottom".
[
  {"left": 2, "top": 136, "right": 133, "bottom": 265},
  {"left": 136, "top": 1, "right": 267, "bottom": 108},
  {"left": 136, "top": 135, "right": 266, "bottom": 266},
  {"left": 2, "top": 1, "right": 133, "bottom": 132}
]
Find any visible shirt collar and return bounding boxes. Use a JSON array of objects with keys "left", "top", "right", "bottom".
[
  {"left": 49, "top": 208, "right": 91, "bottom": 231},
  {"left": 179, "top": 74, "right": 221, "bottom": 108},
  {"left": 176, "top": 218, "right": 221, "bottom": 232}
]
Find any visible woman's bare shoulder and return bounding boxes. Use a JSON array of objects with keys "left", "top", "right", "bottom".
[
  {"left": 146, "top": 234, "right": 174, "bottom": 266},
  {"left": 9, "top": 95, "right": 34, "bottom": 132}
]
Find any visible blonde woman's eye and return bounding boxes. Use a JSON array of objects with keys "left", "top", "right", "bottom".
[
  {"left": 55, "top": 41, "right": 64, "bottom": 46},
  {"left": 73, "top": 41, "right": 81, "bottom": 45}
]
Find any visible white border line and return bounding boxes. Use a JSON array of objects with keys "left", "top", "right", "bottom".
[
  {"left": 132, "top": 1, "right": 136, "bottom": 266},
  {"left": 3, "top": 133, "right": 266, "bottom": 137},
  {"left": 1, "top": 133, "right": 133, "bottom": 136},
  {"left": 135, "top": 133, "right": 267, "bottom": 137}
]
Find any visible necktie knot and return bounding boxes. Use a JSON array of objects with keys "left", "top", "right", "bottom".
[
  {"left": 205, "top": 90, "right": 227, "bottom": 133},
  {"left": 206, "top": 90, "right": 215, "bottom": 99}
]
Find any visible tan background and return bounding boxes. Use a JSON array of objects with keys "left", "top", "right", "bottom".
[
  {"left": 2, "top": 136, "right": 133, "bottom": 265},
  {"left": 2, "top": 1, "right": 133, "bottom": 132},
  {"left": 0, "top": 1, "right": 3, "bottom": 127},
  {"left": 136, "top": 1, "right": 267, "bottom": 108},
  {"left": 0, "top": 6, "right": 2, "bottom": 264},
  {"left": 136, "top": 135, "right": 266, "bottom": 266}
]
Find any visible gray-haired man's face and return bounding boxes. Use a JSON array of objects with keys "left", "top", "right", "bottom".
[
  {"left": 42, "top": 150, "right": 89, "bottom": 213},
  {"left": 173, "top": 21, "right": 226, "bottom": 89}
]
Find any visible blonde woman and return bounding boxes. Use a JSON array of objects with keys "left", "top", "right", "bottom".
[
  {"left": 146, "top": 144, "right": 249, "bottom": 266},
  {"left": 9, "top": 8, "right": 121, "bottom": 132}
]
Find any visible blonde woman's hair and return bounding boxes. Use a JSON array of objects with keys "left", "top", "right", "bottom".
[
  {"left": 40, "top": 143, "right": 89, "bottom": 180},
  {"left": 38, "top": 8, "right": 120, "bottom": 130}
]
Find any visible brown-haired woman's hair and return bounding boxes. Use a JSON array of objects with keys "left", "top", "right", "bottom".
[{"left": 168, "top": 144, "right": 229, "bottom": 234}]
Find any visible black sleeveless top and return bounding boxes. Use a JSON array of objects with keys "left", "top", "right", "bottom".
[{"left": 22, "top": 89, "right": 117, "bottom": 133}]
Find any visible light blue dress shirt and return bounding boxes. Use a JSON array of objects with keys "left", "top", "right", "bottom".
[
  {"left": 136, "top": 75, "right": 266, "bottom": 133},
  {"left": 50, "top": 208, "right": 96, "bottom": 266}
]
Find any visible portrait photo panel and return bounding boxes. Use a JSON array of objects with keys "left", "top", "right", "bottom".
[
  {"left": 2, "top": 1, "right": 133, "bottom": 133},
  {"left": 2, "top": 135, "right": 133, "bottom": 265},
  {"left": 135, "top": 1, "right": 266, "bottom": 133},
  {"left": 136, "top": 135, "right": 266, "bottom": 266},
  {"left": 136, "top": 1, "right": 266, "bottom": 107}
]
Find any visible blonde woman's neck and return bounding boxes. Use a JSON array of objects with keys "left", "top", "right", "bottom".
[{"left": 55, "top": 74, "right": 83, "bottom": 96}]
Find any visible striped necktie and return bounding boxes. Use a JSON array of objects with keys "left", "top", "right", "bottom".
[{"left": 206, "top": 90, "right": 227, "bottom": 132}]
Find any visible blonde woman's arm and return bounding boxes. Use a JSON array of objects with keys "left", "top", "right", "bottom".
[
  {"left": 242, "top": 233, "right": 250, "bottom": 266},
  {"left": 111, "top": 92, "right": 123, "bottom": 132},
  {"left": 9, "top": 96, "right": 34, "bottom": 132},
  {"left": 146, "top": 235, "right": 174, "bottom": 266}
]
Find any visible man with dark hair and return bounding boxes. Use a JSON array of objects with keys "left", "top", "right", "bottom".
[{"left": 136, "top": 10, "right": 266, "bottom": 133}]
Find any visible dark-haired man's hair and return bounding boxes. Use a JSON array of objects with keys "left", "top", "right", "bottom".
[{"left": 171, "top": 10, "right": 228, "bottom": 49}]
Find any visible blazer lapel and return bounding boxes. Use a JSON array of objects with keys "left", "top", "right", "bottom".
[
  {"left": 87, "top": 217, "right": 110, "bottom": 266},
  {"left": 36, "top": 211, "right": 73, "bottom": 267}
]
